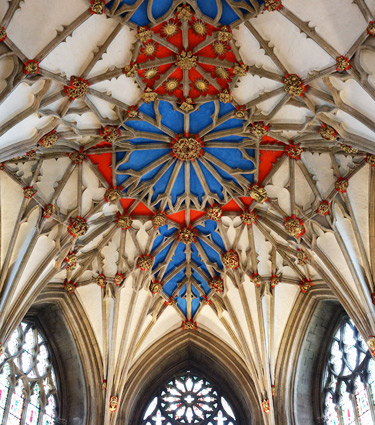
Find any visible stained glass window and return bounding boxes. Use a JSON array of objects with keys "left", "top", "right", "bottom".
[
  {"left": 142, "top": 373, "right": 238, "bottom": 425},
  {"left": 0, "top": 322, "right": 59, "bottom": 425},
  {"left": 323, "top": 317, "right": 375, "bottom": 425}
]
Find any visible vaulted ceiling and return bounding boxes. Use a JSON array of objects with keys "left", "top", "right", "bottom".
[{"left": 1, "top": 0, "right": 375, "bottom": 423}]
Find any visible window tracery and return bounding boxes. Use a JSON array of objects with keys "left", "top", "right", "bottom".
[
  {"left": 142, "top": 373, "right": 238, "bottom": 425},
  {"left": 323, "top": 317, "right": 375, "bottom": 425},
  {"left": 0, "top": 322, "right": 58, "bottom": 425}
]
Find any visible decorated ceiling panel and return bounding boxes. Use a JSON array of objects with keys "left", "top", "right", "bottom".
[{"left": 1, "top": 0, "right": 375, "bottom": 424}]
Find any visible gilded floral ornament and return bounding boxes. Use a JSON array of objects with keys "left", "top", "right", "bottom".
[
  {"left": 63, "top": 279, "right": 77, "bottom": 294},
  {"left": 368, "top": 21, "right": 375, "bottom": 36},
  {"left": 192, "top": 20, "right": 207, "bottom": 37},
  {"left": 212, "top": 41, "right": 229, "bottom": 58},
  {"left": 104, "top": 187, "right": 122, "bottom": 203},
  {"left": 43, "top": 204, "right": 54, "bottom": 219},
  {"left": 249, "top": 184, "right": 268, "bottom": 203},
  {"left": 367, "top": 337, "right": 375, "bottom": 358},
  {"left": 89, "top": 0, "right": 105, "bottom": 14},
  {"left": 296, "top": 249, "right": 308, "bottom": 266},
  {"left": 206, "top": 204, "right": 223, "bottom": 221},
  {"left": 176, "top": 50, "right": 197, "bottom": 70},
  {"left": 142, "top": 87, "right": 157, "bottom": 103},
  {"left": 320, "top": 124, "right": 337, "bottom": 141},
  {"left": 100, "top": 126, "right": 120, "bottom": 144},
  {"left": 127, "top": 106, "right": 138, "bottom": 118},
  {"left": 180, "top": 98, "right": 194, "bottom": 113},
  {"left": 366, "top": 154, "right": 375, "bottom": 166},
  {"left": 336, "top": 56, "right": 351, "bottom": 72},
  {"left": 286, "top": 142, "right": 304, "bottom": 160},
  {"left": 135, "top": 26, "right": 153, "bottom": 43},
  {"left": 64, "top": 76, "right": 89, "bottom": 99},
  {"left": 202, "top": 295, "right": 212, "bottom": 305},
  {"left": 68, "top": 150, "right": 86, "bottom": 164},
  {"left": 68, "top": 216, "right": 88, "bottom": 238},
  {"left": 193, "top": 78, "right": 209, "bottom": 93},
  {"left": 241, "top": 209, "right": 257, "bottom": 225},
  {"left": 317, "top": 200, "right": 330, "bottom": 216},
  {"left": 181, "top": 319, "right": 197, "bottom": 331},
  {"left": 209, "top": 276, "right": 224, "bottom": 293},
  {"left": 116, "top": 213, "right": 132, "bottom": 230},
  {"left": 40, "top": 130, "right": 58, "bottom": 148},
  {"left": 251, "top": 273, "right": 261, "bottom": 287},
  {"left": 109, "top": 396, "right": 118, "bottom": 413},
  {"left": 215, "top": 67, "right": 230, "bottom": 80},
  {"left": 144, "top": 68, "right": 158, "bottom": 81},
  {"left": 164, "top": 78, "right": 180, "bottom": 93},
  {"left": 341, "top": 144, "right": 358, "bottom": 154},
  {"left": 162, "top": 19, "right": 179, "bottom": 38},
  {"left": 176, "top": 5, "right": 193, "bottom": 21},
  {"left": 283, "top": 74, "right": 307, "bottom": 96},
  {"left": 165, "top": 296, "right": 177, "bottom": 306},
  {"left": 250, "top": 121, "right": 269, "bottom": 137},
  {"left": 65, "top": 252, "right": 77, "bottom": 271},
  {"left": 96, "top": 273, "right": 107, "bottom": 287},
  {"left": 172, "top": 134, "right": 203, "bottom": 161},
  {"left": 136, "top": 254, "right": 154, "bottom": 271},
  {"left": 270, "top": 274, "right": 280, "bottom": 288},
  {"left": 23, "top": 186, "right": 37, "bottom": 199},
  {"left": 218, "top": 89, "right": 233, "bottom": 103},
  {"left": 114, "top": 272, "right": 125, "bottom": 286},
  {"left": 217, "top": 26, "right": 232, "bottom": 42},
  {"left": 141, "top": 41, "right": 159, "bottom": 58},
  {"left": 261, "top": 399, "right": 270, "bottom": 413},
  {"left": 335, "top": 177, "right": 349, "bottom": 193},
  {"left": 177, "top": 226, "right": 197, "bottom": 244},
  {"left": 150, "top": 280, "right": 163, "bottom": 294},
  {"left": 0, "top": 27, "right": 7, "bottom": 42},
  {"left": 124, "top": 63, "right": 139, "bottom": 78},
  {"left": 222, "top": 250, "right": 240, "bottom": 269},
  {"left": 152, "top": 211, "right": 167, "bottom": 228},
  {"left": 26, "top": 150, "right": 36, "bottom": 160},
  {"left": 234, "top": 106, "right": 246, "bottom": 119},
  {"left": 283, "top": 215, "right": 305, "bottom": 238},
  {"left": 300, "top": 278, "right": 313, "bottom": 293},
  {"left": 233, "top": 63, "right": 248, "bottom": 77},
  {"left": 23, "top": 60, "right": 39, "bottom": 75}
]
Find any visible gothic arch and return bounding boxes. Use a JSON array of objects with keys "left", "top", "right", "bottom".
[{"left": 119, "top": 329, "right": 263, "bottom": 425}]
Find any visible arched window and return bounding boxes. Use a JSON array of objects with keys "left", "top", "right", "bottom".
[
  {"left": 142, "top": 372, "right": 238, "bottom": 425},
  {"left": 322, "top": 316, "right": 375, "bottom": 425},
  {"left": 0, "top": 321, "right": 58, "bottom": 425}
]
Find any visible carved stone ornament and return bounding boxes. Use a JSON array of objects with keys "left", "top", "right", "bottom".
[
  {"left": 165, "top": 296, "right": 176, "bottom": 306},
  {"left": 209, "top": 276, "right": 224, "bottom": 293},
  {"left": 233, "top": 63, "right": 248, "bottom": 77},
  {"left": 64, "top": 76, "right": 89, "bottom": 99},
  {"left": 181, "top": 319, "right": 197, "bottom": 331},
  {"left": 124, "top": 63, "right": 139, "bottom": 77},
  {"left": 96, "top": 273, "right": 107, "bottom": 287},
  {"left": 222, "top": 250, "right": 240, "bottom": 269},
  {"left": 89, "top": 0, "right": 105, "bottom": 14},
  {"left": 317, "top": 200, "right": 330, "bottom": 216},
  {"left": 296, "top": 249, "right": 308, "bottom": 266},
  {"left": 43, "top": 204, "right": 54, "bottom": 219},
  {"left": 40, "top": 130, "right": 58, "bottom": 148},
  {"left": 142, "top": 87, "right": 158, "bottom": 104},
  {"left": 250, "top": 121, "right": 269, "bottom": 138},
  {"left": 26, "top": 150, "right": 36, "bottom": 160},
  {"left": 202, "top": 295, "right": 212, "bottom": 305},
  {"left": 335, "top": 177, "right": 349, "bottom": 193},
  {"left": 136, "top": 26, "right": 153, "bottom": 43},
  {"left": 144, "top": 68, "right": 158, "bottom": 80},
  {"left": 218, "top": 89, "right": 233, "bottom": 103},
  {"left": 261, "top": 399, "right": 270, "bottom": 413},
  {"left": 152, "top": 211, "right": 167, "bottom": 228},
  {"left": 368, "top": 21, "right": 375, "bottom": 36},
  {"left": 217, "top": 26, "right": 232, "bottom": 42},
  {"left": 150, "top": 280, "right": 163, "bottom": 294},
  {"left": 251, "top": 273, "right": 262, "bottom": 287},
  {"left": 0, "top": 27, "right": 7, "bottom": 42},
  {"left": 283, "top": 74, "right": 307, "bottom": 96},
  {"left": 137, "top": 254, "right": 154, "bottom": 271},
  {"left": 172, "top": 135, "right": 203, "bottom": 161},
  {"left": 341, "top": 144, "right": 358, "bottom": 154},
  {"left": 176, "top": 5, "right": 193, "bottom": 21},
  {"left": 176, "top": 50, "right": 197, "bottom": 70},
  {"left": 0, "top": 343, "right": 4, "bottom": 356},
  {"left": 300, "top": 278, "right": 313, "bottom": 293},
  {"left": 320, "top": 124, "right": 337, "bottom": 141},
  {"left": 241, "top": 209, "right": 257, "bottom": 225},
  {"left": 367, "top": 337, "right": 375, "bottom": 358},
  {"left": 65, "top": 252, "right": 77, "bottom": 271},
  {"left": 109, "top": 396, "right": 118, "bottom": 413},
  {"left": 105, "top": 187, "right": 122, "bottom": 203},
  {"left": 68, "top": 216, "right": 89, "bottom": 238},
  {"left": 286, "top": 142, "right": 304, "bottom": 160},
  {"left": 68, "top": 150, "right": 86, "bottom": 164},
  {"left": 206, "top": 204, "right": 223, "bottom": 221},
  {"left": 180, "top": 98, "right": 194, "bottom": 113},
  {"left": 63, "top": 279, "right": 77, "bottom": 294},
  {"left": 177, "top": 226, "right": 197, "bottom": 245},
  {"left": 100, "top": 126, "right": 120, "bottom": 144},
  {"left": 270, "top": 274, "right": 280, "bottom": 288},
  {"left": 283, "top": 215, "right": 305, "bottom": 238},
  {"left": 127, "top": 106, "right": 138, "bottom": 118},
  {"left": 23, "top": 60, "right": 39, "bottom": 75},
  {"left": 249, "top": 184, "right": 268, "bottom": 203},
  {"left": 23, "top": 186, "right": 37, "bottom": 199},
  {"left": 366, "top": 154, "right": 375, "bottom": 166},
  {"left": 116, "top": 213, "right": 132, "bottom": 230},
  {"left": 114, "top": 272, "right": 125, "bottom": 286},
  {"left": 336, "top": 56, "right": 351, "bottom": 72}
]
